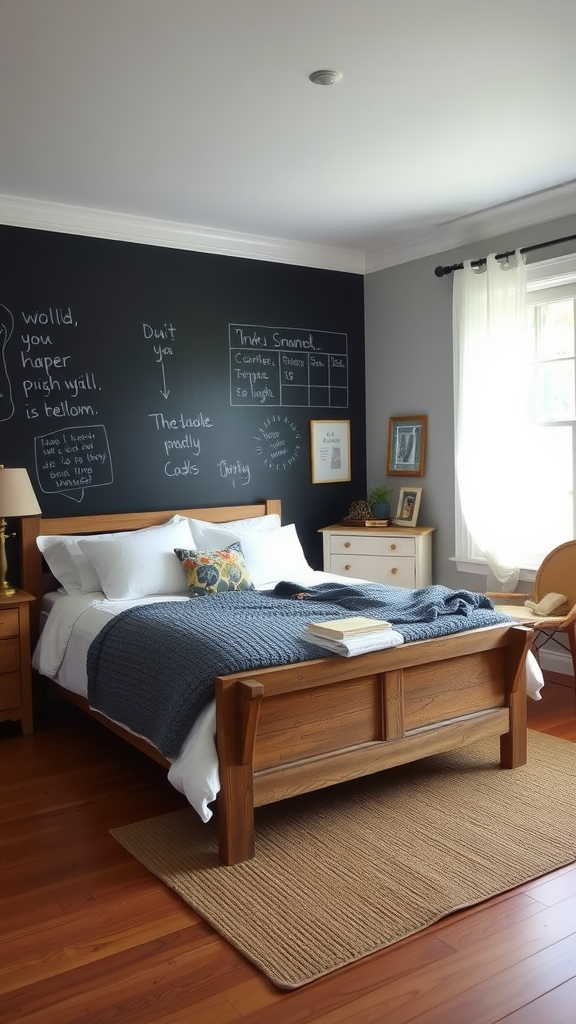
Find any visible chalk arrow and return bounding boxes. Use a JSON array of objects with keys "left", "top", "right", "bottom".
[{"left": 160, "top": 360, "right": 170, "bottom": 399}]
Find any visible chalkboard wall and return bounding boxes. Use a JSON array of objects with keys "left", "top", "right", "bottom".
[{"left": 0, "top": 225, "right": 366, "bottom": 567}]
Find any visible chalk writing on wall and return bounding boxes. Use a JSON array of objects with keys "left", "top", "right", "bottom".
[
  {"left": 254, "top": 414, "right": 302, "bottom": 470},
  {"left": 147, "top": 409, "right": 214, "bottom": 479},
  {"left": 0, "top": 304, "right": 15, "bottom": 422},
  {"left": 144, "top": 319, "right": 210, "bottom": 479},
  {"left": 2, "top": 303, "right": 113, "bottom": 502},
  {"left": 217, "top": 458, "right": 251, "bottom": 487},
  {"left": 143, "top": 321, "right": 251, "bottom": 487},
  {"left": 229, "top": 324, "right": 348, "bottom": 408},
  {"left": 144, "top": 320, "right": 176, "bottom": 400},
  {"left": 18, "top": 306, "right": 102, "bottom": 421},
  {"left": 2, "top": 304, "right": 104, "bottom": 424},
  {"left": 34, "top": 425, "right": 113, "bottom": 504}
]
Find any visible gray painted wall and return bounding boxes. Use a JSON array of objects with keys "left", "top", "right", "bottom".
[{"left": 364, "top": 212, "right": 576, "bottom": 590}]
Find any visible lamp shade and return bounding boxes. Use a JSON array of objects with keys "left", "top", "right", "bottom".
[{"left": 0, "top": 466, "right": 42, "bottom": 517}]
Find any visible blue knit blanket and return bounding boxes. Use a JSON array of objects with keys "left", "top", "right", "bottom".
[{"left": 87, "top": 581, "right": 512, "bottom": 759}]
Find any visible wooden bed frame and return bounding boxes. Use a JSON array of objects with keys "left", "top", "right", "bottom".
[{"left": 21, "top": 499, "right": 533, "bottom": 866}]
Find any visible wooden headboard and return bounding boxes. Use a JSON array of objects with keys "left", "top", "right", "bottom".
[{"left": 20, "top": 498, "right": 281, "bottom": 641}]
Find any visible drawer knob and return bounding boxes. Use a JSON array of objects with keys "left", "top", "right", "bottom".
[
  {"left": 345, "top": 564, "right": 352, "bottom": 571},
  {"left": 344, "top": 541, "right": 351, "bottom": 548},
  {"left": 390, "top": 543, "right": 397, "bottom": 550},
  {"left": 391, "top": 567, "right": 398, "bottom": 574}
]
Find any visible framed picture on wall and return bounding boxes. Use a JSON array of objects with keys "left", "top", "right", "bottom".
[
  {"left": 310, "top": 419, "right": 351, "bottom": 483},
  {"left": 393, "top": 486, "right": 422, "bottom": 527},
  {"left": 387, "top": 415, "right": 427, "bottom": 476}
]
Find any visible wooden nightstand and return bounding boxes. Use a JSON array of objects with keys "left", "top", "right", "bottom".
[{"left": 0, "top": 590, "right": 35, "bottom": 735}]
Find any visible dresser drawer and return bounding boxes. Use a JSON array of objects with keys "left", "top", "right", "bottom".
[
  {"left": 0, "top": 672, "right": 22, "bottom": 710},
  {"left": 0, "top": 608, "right": 19, "bottom": 639},
  {"left": 0, "top": 637, "right": 20, "bottom": 673},
  {"left": 0, "top": 592, "right": 34, "bottom": 735},
  {"left": 330, "top": 534, "right": 416, "bottom": 558},
  {"left": 329, "top": 553, "right": 416, "bottom": 588}
]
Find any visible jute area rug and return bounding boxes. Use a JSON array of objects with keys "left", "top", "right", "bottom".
[{"left": 110, "top": 730, "right": 576, "bottom": 989}]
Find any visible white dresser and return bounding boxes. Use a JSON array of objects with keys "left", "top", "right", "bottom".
[{"left": 320, "top": 524, "right": 435, "bottom": 589}]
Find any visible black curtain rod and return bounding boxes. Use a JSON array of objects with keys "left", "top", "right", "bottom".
[{"left": 434, "top": 232, "right": 576, "bottom": 278}]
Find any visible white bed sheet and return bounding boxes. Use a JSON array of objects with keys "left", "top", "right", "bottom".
[{"left": 33, "top": 576, "right": 544, "bottom": 824}]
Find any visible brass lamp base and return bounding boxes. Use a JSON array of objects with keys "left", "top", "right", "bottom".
[{"left": 0, "top": 517, "right": 17, "bottom": 597}]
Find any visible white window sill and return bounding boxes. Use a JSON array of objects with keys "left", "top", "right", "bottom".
[{"left": 450, "top": 556, "right": 536, "bottom": 586}]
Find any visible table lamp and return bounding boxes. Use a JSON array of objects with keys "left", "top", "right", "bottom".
[{"left": 0, "top": 466, "right": 42, "bottom": 597}]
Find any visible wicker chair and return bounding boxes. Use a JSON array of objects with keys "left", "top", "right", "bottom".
[{"left": 487, "top": 540, "right": 576, "bottom": 687}]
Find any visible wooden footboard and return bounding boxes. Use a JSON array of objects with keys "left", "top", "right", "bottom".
[{"left": 215, "top": 622, "right": 532, "bottom": 865}]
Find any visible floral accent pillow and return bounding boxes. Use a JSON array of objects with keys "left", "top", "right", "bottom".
[{"left": 174, "top": 542, "right": 254, "bottom": 597}]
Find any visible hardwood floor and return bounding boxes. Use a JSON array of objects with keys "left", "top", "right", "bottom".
[{"left": 1, "top": 678, "right": 575, "bottom": 1024}]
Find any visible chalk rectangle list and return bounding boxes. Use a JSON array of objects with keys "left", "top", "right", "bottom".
[{"left": 229, "top": 323, "right": 349, "bottom": 407}]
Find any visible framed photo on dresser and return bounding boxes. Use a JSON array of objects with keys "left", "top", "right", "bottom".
[{"left": 393, "top": 486, "right": 422, "bottom": 527}]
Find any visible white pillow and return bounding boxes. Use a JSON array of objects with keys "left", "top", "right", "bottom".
[
  {"left": 198, "top": 522, "right": 312, "bottom": 588},
  {"left": 37, "top": 515, "right": 191, "bottom": 596},
  {"left": 37, "top": 534, "right": 101, "bottom": 594},
  {"left": 77, "top": 517, "right": 194, "bottom": 600},
  {"left": 188, "top": 512, "right": 281, "bottom": 549}
]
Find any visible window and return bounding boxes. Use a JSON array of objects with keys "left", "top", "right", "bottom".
[{"left": 456, "top": 253, "right": 576, "bottom": 576}]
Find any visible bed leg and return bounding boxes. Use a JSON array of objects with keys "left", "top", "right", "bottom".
[
  {"left": 500, "top": 628, "right": 530, "bottom": 769},
  {"left": 500, "top": 682, "right": 527, "bottom": 768},
  {"left": 215, "top": 678, "right": 264, "bottom": 865},
  {"left": 217, "top": 763, "right": 256, "bottom": 865}
]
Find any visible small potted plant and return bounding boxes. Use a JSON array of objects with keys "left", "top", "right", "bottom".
[{"left": 368, "top": 484, "right": 394, "bottom": 520}]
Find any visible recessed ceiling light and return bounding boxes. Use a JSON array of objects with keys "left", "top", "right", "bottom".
[{"left": 309, "top": 69, "right": 343, "bottom": 86}]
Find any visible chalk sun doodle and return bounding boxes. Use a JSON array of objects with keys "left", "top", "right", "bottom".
[{"left": 254, "top": 414, "right": 301, "bottom": 470}]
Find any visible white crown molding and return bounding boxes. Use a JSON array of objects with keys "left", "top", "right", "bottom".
[
  {"left": 3, "top": 181, "right": 576, "bottom": 278},
  {"left": 364, "top": 179, "right": 576, "bottom": 274},
  {"left": 0, "top": 194, "right": 365, "bottom": 275}
]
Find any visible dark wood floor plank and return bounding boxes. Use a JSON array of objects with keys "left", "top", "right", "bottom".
[
  {"left": 422, "top": 891, "right": 547, "bottom": 951},
  {"left": 497, "top": 973, "right": 576, "bottom": 1023},
  {"left": 519, "top": 863, "right": 576, "bottom": 906},
  {"left": 227, "top": 936, "right": 457, "bottom": 1024},
  {"left": 403, "top": 934, "right": 576, "bottom": 1024},
  {"left": 0, "top": 900, "right": 198, "bottom": 993},
  {"left": 0, "top": 861, "right": 158, "bottom": 929},
  {"left": 0, "top": 925, "right": 246, "bottom": 1022}
]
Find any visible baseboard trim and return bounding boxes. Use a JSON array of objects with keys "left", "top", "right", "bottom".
[{"left": 539, "top": 647, "right": 574, "bottom": 683}]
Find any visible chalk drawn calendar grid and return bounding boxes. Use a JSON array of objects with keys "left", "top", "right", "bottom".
[{"left": 230, "top": 324, "right": 348, "bottom": 408}]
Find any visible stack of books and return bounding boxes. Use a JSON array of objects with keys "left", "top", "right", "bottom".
[
  {"left": 305, "top": 615, "right": 392, "bottom": 640},
  {"left": 302, "top": 615, "right": 402, "bottom": 657}
]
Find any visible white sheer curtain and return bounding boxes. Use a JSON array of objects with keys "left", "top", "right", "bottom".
[{"left": 453, "top": 252, "right": 534, "bottom": 589}]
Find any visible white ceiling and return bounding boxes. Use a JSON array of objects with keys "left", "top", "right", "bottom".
[{"left": 2, "top": 0, "right": 576, "bottom": 273}]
